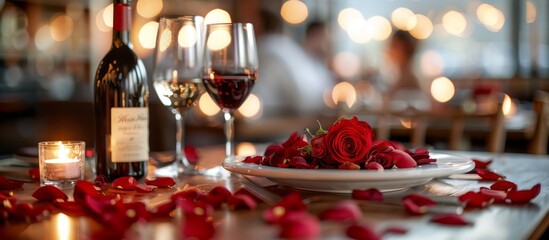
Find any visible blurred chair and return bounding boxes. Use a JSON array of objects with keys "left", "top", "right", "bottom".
[
  {"left": 527, "top": 91, "right": 549, "bottom": 155},
  {"left": 375, "top": 107, "right": 428, "bottom": 149},
  {"left": 449, "top": 94, "right": 506, "bottom": 153}
]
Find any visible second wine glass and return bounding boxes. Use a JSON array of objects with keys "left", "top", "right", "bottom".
[
  {"left": 202, "top": 23, "right": 258, "bottom": 176},
  {"left": 152, "top": 16, "right": 205, "bottom": 176}
]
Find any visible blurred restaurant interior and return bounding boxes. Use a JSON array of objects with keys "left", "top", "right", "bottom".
[{"left": 0, "top": 0, "right": 548, "bottom": 156}]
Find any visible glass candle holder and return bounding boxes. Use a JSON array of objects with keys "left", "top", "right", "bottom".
[{"left": 38, "top": 141, "right": 85, "bottom": 188}]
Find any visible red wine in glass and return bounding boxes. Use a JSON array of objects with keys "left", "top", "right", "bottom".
[{"left": 202, "top": 73, "right": 257, "bottom": 109}]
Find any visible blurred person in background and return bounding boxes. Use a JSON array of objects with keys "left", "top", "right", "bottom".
[
  {"left": 379, "top": 30, "right": 431, "bottom": 112},
  {"left": 253, "top": 10, "right": 334, "bottom": 118}
]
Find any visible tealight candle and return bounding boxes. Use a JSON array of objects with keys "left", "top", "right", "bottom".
[{"left": 39, "top": 141, "right": 85, "bottom": 188}]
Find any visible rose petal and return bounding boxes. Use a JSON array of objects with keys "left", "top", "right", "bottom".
[
  {"left": 393, "top": 150, "right": 417, "bottom": 168},
  {"left": 278, "top": 213, "right": 320, "bottom": 239},
  {"left": 402, "top": 194, "right": 436, "bottom": 215},
  {"left": 490, "top": 180, "right": 518, "bottom": 192},
  {"left": 472, "top": 159, "right": 493, "bottom": 169},
  {"left": 176, "top": 198, "right": 214, "bottom": 218},
  {"left": 263, "top": 193, "right": 306, "bottom": 224},
  {"left": 53, "top": 200, "right": 87, "bottom": 216},
  {"left": 171, "top": 189, "right": 200, "bottom": 201},
  {"left": 29, "top": 168, "right": 40, "bottom": 182},
  {"left": 289, "top": 156, "right": 311, "bottom": 169},
  {"left": 416, "top": 158, "right": 437, "bottom": 165},
  {"left": 112, "top": 176, "right": 138, "bottom": 190},
  {"left": 205, "top": 186, "right": 232, "bottom": 209},
  {"left": 243, "top": 156, "right": 263, "bottom": 164},
  {"left": 319, "top": 200, "right": 362, "bottom": 222},
  {"left": 123, "top": 201, "right": 149, "bottom": 222},
  {"left": 352, "top": 188, "right": 383, "bottom": 201},
  {"left": 431, "top": 213, "right": 471, "bottom": 226},
  {"left": 144, "top": 177, "right": 176, "bottom": 188},
  {"left": 228, "top": 194, "right": 257, "bottom": 210},
  {"left": 32, "top": 185, "right": 68, "bottom": 202},
  {"left": 506, "top": 183, "right": 541, "bottom": 203},
  {"left": 73, "top": 180, "right": 101, "bottom": 203},
  {"left": 182, "top": 214, "right": 216, "bottom": 240},
  {"left": 94, "top": 175, "right": 108, "bottom": 187},
  {"left": 0, "top": 176, "right": 24, "bottom": 190},
  {"left": 476, "top": 169, "right": 505, "bottom": 181},
  {"left": 403, "top": 194, "right": 437, "bottom": 206},
  {"left": 346, "top": 224, "right": 381, "bottom": 240},
  {"left": 134, "top": 185, "right": 157, "bottom": 193},
  {"left": 458, "top": 191, "right": 493, "bottom": 208},
  {"left": 365, "top": 162, "right": 384, "bottom": 171},
  {"left": 150, "top": 200, "right": 176, "bottom": 219},
  {"left": 233, "top": 188, "right": 263, "bottom": 203},
  {"left": 338, "top": 162, "right": 361, "bottom": 170}
]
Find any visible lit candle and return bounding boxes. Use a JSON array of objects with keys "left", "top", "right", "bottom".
[{"left": 39, "top": 141, "right": 85, "bottom": 187}]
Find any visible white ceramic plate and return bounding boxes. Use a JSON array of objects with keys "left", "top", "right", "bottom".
[{"left": 223, "top": 152, "right": 475, "bottom": 193}]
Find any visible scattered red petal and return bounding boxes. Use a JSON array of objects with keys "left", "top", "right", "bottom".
[
  {"left": 93, "top": 175, "right": 108, "bottom": 187},
  {"left": 352, "top": 188, "right": 383, "bottom": 201},
  {"left": 28, "top": 168, "right": 40, "bottom": 182},
  {"left": 53, "top": 200, "right": 87, "bottom": 216},
  {"left": 112, "top": 176, "right": 138, "bottom": 190},
  {"left": 171, "top": 189, "right": 201, "bottom": 201},
  {"left": 346, "top": 224, "right": 381, "bottom": 240},
  {"left": 479, "top": 188, "right": 507, "bottom": 202},
  {"left": 263, "top": 193, "right": 307, "bottom": 224},
  {"left": 0, "top": 176, "right": 24, "bottom": 190},
  {"left": 506, "top": 184, "right": 541, "bottom": 204},
  {"left": 185, "top": 146, "right": 200, "bottom": 165},
  {"left": 150, "top": 201, "right": 176, "bottom": 219},
  {"left": 490, "top": 180, "right": 518, "bottom": 192},
  {"left": 233, "top": 188, "right": 263, "bottom": 203},
  {"left": 458, "top": 191, "right": 493, "bottom": 208},
  {"left": 32, "top": 185, "right": 68, "bottom": 202},
  {"left": 278, "top": 213, "right": 320, "bottom": 239},
  {"left": 402, "top": 194, "right": 436, "bottom": 215},
  {"left": 431, "top": 213, "right": 471, "bottom": 226},
  {"left": 144, "top": 177, "right": 176, "bottom": 188},
  {"left": 476, "top": 169, "right": 505, "bottom": 181},
  {"left": 319, "top": 200, "right": 362, "bottom": 222},
  {"left": 243, "top": 156, "right": 263, "bottom": 164},
  {"left": 134, "top": 185, "right": 157, "bottom": 193},
  {"left": 182, "top": 214, "right": 216, "bottom": 240},
  {"left": 73, "top": 180, "right": 101, "bottom": 203},
  {"left": 472, "top": 159, "right": 493, "bottom": 169},
  {"left": 416, "top": 158, "right": 437, "bottom": 165},
  {"left": 228, "top": 194, "right": 257, "bottom": 210}
]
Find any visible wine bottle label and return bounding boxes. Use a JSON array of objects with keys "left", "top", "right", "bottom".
[{"left": 111, "top": 107, "right": 149, "bottom": 163}]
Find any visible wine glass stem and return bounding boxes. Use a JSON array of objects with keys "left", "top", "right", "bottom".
[
  {"left": 175, "top": 112, "right": 190, "bottom": 167},
  {"left": 223, "top": 109, "right": 235, "bottom": 160}
]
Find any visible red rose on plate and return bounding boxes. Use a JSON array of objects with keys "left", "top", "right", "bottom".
[
  {"left": 325, "top": 117, "right": 373, "bottom": 164},
  {"left": 311, "top": 133, "right": 327, "bottom": 159}
]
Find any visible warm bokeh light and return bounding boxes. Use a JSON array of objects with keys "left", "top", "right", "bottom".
[
  {"left": 178, "top": 25, "right": 198, "bottom": 48},
  {"left": 338, "top": 8, "right": 363, "bottom": 31},
  {"left": 137, "top": 0, "right": 163, "bottom": 19},
  {"left": 409, "top": 14, "right": 433, "bottom": 39},
  {"left": 50, "top": 15, "right": 74, "bottom": 41},
  {"left": 207, "top": 29, "right": 231, "bottom": 50},
  {"left": 367, "top": 16, "right": 392, "bottom": 41},
  {"left": 139, "top": 21, "right": 158, "bottom": 49},
  {"left": 95, "top": 8, "right": 110, "bottom": 32},
  {"left": 204, "top": 9, "right": 231, "bottom": 25},
  {"left": 237, "top": 94, "right": 262, "bottom": 118},
  {"left": 391, "top": 7, "right": 415, "bottom": 30},
  {"left": 430, "top": 76, "right": 455, "bottom": 103},
  {"left": 332, "top": 81, "right": 357, "bottom": 108},
  {"left": 420, "top": 50, "right": 445, "bottom": 77},
  {"left": 55, "top": 213, "right": 72, "bottom": 240},
  {"left": 158, "top": 28, "right": 172, "bottom": 52},
  {"left": 347, "top": 18, "right": 370, "bottom": 43},
  {"left": 476, "top": 3, "right": 505, "bottom": 32},
  {"left": 103, "top": 3, "right": 113, "bottom": 28},
  {"left": 237, "top": 142, "right": 257, "bottom": 156},
  {"left": 400, "top": 118, "right": 412, "bottom": 129},
  {"left": 442, "top": 10, "right": 467, "bottom": 36},
  {"left": 502, "top": 94, "right": 517, "bottom": 117},
  {"left": 198, "top": 93, "right": 220, "bottom": 116},
  {"left": 526, "top": 1, "right": 536, "bottom": 24},
  {"left": 332, "top": 51, "right": 361, "bottom": 78},
  {"left": 35, "top": 24, "right": 54, "bottom": 52},
  {"left": 280, "top": 0, "right": 308, "bottom": 25}
]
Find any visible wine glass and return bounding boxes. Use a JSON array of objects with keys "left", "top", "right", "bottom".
[
  {"left": 202, "top": 23, "right": 258, "bottom": 176},
  {"left": 152, "top": 16, "right": 205, "bottom": 176}
]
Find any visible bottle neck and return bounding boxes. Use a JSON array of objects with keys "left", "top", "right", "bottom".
[{"left": 112, "top": 2, "right": 131, "bottom": 46}]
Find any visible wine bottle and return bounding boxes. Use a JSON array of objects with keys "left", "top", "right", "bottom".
[{"left": 94, "top": 0, "right": 149, "bottom": 180}]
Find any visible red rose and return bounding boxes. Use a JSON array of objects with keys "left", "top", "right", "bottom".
[
  {"left": 325, "top": 117, "right": 373, "bottom": 164},
  {"left": 310, "top": 133, "right": 327, "bottom": 159},
  {"left": 366, "top": 140, "right": 417, "bottom": 169}
]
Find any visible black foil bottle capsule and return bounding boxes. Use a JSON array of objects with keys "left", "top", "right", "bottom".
[{"left": 94, "top": 0, "right": 149, "bottom": 181}]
